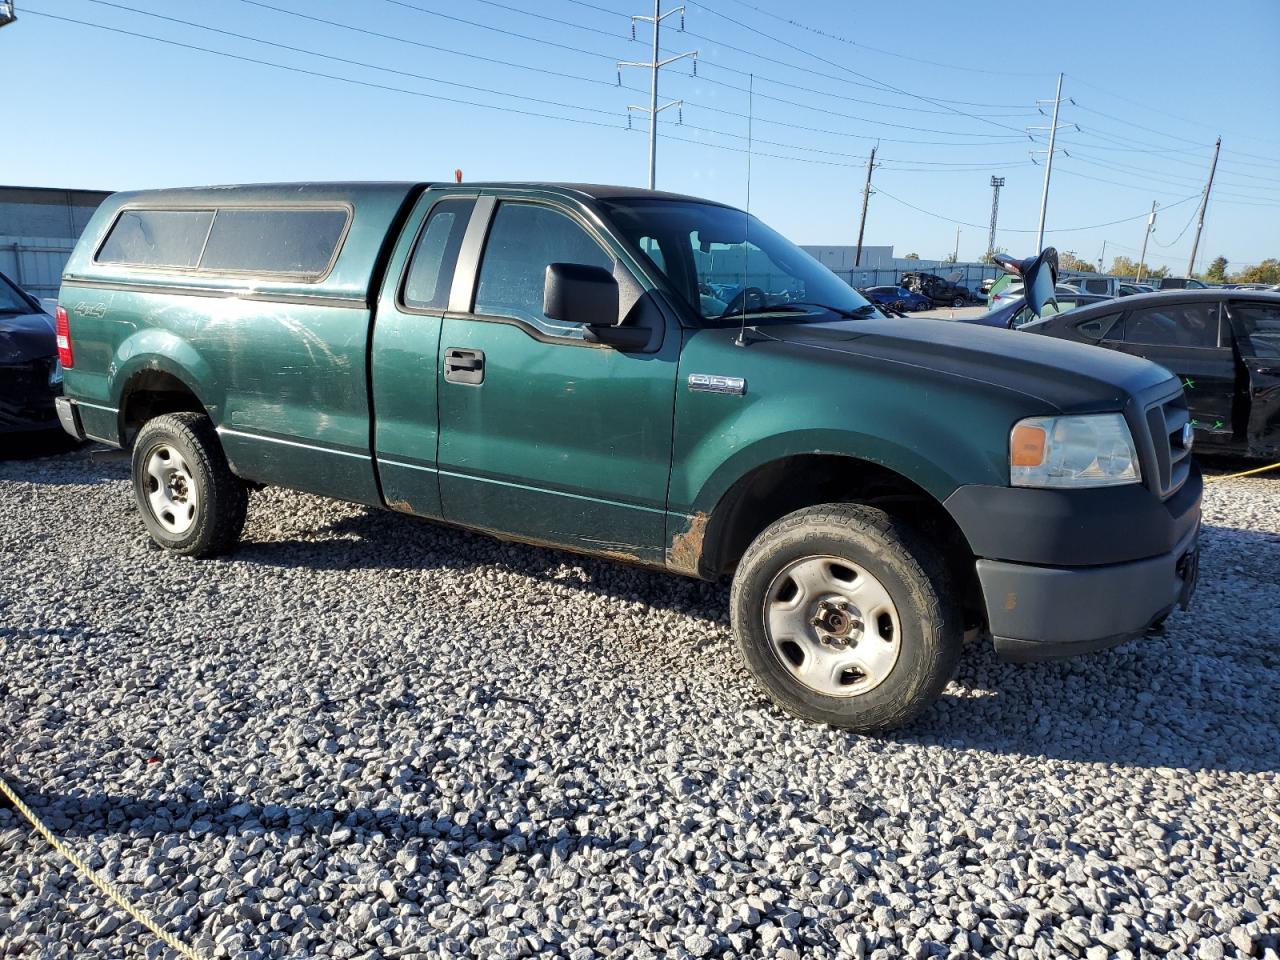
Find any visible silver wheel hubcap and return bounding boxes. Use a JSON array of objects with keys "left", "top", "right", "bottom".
[
  {"left": 143, "top": 444, "right": 199, "bottom": 535},
  {"left": 763, "top": 555, "right": 902, "bottom": 698}
]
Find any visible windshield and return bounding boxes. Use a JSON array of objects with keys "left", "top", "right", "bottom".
[
  {"left": 0, "top": 273, "right": 36, "bottom": 315},
  {"left": 602, "top": 198, "right": 872, "bottom": 326}
]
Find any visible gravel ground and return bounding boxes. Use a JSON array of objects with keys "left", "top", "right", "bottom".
[{"left": 1, "top": 446, "right": 1277, "bottom": 960}]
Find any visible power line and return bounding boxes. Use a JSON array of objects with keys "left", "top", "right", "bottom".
[
  {"left": 231, "top": 0, "right": 1032, "bottom": 151},
  {"left": 673, "top": 0, "right": 1033, "bottom": 136},
  {"left": 872, "top": 186, "right": 1201, "bottom": 234},
  {"left": 690, "top": 0, "right": 1049, "bottom": 78}
]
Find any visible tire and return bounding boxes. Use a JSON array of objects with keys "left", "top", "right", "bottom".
[
  {"left": 131, "top": 412, "right": 248, "bottom": 557},
  {"left": 730, "top": 503, "right": 961, "bottom": 732},
  {"left": 951, "top": 295, "right": 965, "bottom": 307}
]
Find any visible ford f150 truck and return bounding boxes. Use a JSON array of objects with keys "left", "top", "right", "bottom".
[{"left": 54, "top": 182, "right": 1202, "bottom": 731}]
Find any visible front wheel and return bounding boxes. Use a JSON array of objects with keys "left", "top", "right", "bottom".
[
  {"left": 730, "top": 504, "right": 961, "bottom": 731},
  {"left": 951, "top": 295, "right": 966, "bottom": 307},
  {"left": 131, "top": 412, "right": 247, "bottom": 557}
]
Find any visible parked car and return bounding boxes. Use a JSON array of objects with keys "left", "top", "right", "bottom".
[
  {"left": 860, "top": 285, "right": 931, "bottom": 312},
  {"left": 1119, "top": 283, "right": 1155, "bottom": 296},
  {"left": 1153, "top": 277, "right": 1209, "bottom": 290},
  {"left": 0, "top": 269, "right": 64, "bottom": 436},
  {"left": 899, "top": 271, "right": 972, "bottom": 307},
  {"left": 1024, "top": 289, "right": 1280, "bottom": 458},
  {"left": 963, "top": 291, "right": 1113, "bottom": 330},
  {"left": 55, "top": 186, "right": 1201, "bottom": 731},
  {"left": 988, "top": 282, "right": 1083, "bottom": 312}
]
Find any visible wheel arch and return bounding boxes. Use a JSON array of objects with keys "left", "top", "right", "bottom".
[{"left": 672, "top": 448, "right": 988, "bottom": 630}]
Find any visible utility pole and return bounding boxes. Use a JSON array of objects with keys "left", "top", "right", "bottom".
[
  {"left": 987, "top": 176, "right": 1005, "bottom": 259},
  {"left": 853, "top": 144, "right": 879, "bottom": 267},
  {"left": 1136, "top": 201, "right": 1157, "bottom": 282},
  {"left": 1185, "top": 136, "right": 1221, "bottom": 278},
  {"left": 1031, "top": 73, "right": 1066, "bottom": 252},
  {"left": 1098, "top": 240, "right": 1107, "bottom": 273},
  {"left": 0, "top": 2, "right": 17, "bottom": 28},
  {"left": 953, "top": 226, "right": 961, "bottom": 263},
  {"left": 619, "top": 1, "right": 696, "bottom": 190}
]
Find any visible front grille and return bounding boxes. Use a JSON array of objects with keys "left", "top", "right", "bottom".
[{"left": 1143, "top": 392, "right": 1191, "bottom": 499}]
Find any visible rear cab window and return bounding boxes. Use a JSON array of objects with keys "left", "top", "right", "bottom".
[
  {"left": 400, "top": 197, "right": 476, "bottom": 311},
  {"left": 95, "top": 205, "right": 352, "bottom": 280}
]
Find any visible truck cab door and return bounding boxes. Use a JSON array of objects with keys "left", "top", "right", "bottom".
[
  {"left": 1107, "top": 301, "right": 1238, "bottom": 449},
  {"left": 1226, "top": 300, "right": 1280, "bottom": 457},
  {"left": 370, "top": 192, "right": 478, "bottom": 517},
  {"left": 435, "top": 194, "right": 680, "bottom": 564}
]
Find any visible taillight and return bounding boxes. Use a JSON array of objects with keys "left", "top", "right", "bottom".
[{"left": 55, "top": 305, "right": 74, "bottom": 368}]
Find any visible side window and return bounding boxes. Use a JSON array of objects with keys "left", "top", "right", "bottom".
[
  {"left": 1233, "top": 303, "right": 1280, "bottom": 359},
  {"left": 401, "top": 197, "right": 476, "bottom": 311},
  {"left": 1124, "top": 303, "right": 1220, "bottom": 348},
  {"left": 97, "top": 209, "right": 214, "bottom": 268},
  {"left": 199, "top": 208, "right": 349, "bottom": 276},
  {"left": 1078, "top": 312, "right": 1122, "bottom": 340},
  {"left": 474, "top": 202, "right": 613, "bottom": 331}
]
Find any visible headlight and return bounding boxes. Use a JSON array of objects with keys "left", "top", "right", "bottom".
[
  {"left": 1010, "top": 413, "right": 1141, "bottom": 488},
  {"left": 49, "top": 358, "right": 64, "bottom": 386}
]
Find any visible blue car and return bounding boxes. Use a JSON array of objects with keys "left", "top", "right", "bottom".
[{"left": 861, "top": 285, "right": 932, "bottom": 312}]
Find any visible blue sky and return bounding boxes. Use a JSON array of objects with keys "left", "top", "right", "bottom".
[{"left": 4, "top": 0, "right": 1279, "bottom": 271}]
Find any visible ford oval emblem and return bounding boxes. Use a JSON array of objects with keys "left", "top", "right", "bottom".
[{"left": 1182, "top": 421, "right": 1194, "bottom": 449}]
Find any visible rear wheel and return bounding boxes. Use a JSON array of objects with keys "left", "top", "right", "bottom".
[
  {"left": 730, "top": 503, "right": 961, "bottom": 731},
  {"left": 951, "top": 295, "right": 966, "bottom": 307},
  {"left": 131, "top": 412, "right": 247, "bottom": 557}
]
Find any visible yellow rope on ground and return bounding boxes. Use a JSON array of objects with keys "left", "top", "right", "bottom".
[
  {"left": 0, "top": 772, "right": 206, "bottom": 960},
  {"left": 1204, "top": 461, "right": 1280, "bottom": 482}
]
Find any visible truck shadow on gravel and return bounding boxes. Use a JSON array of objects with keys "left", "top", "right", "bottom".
[{"left": 237, "top": 508, "right": 1280, "bottom": 776}]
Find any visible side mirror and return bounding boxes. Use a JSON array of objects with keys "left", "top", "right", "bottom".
[
  {"left": 544, "top": 262, "right": 618, "bottom": 327},
  {"left": 544, "top": 261, "right": 649, "bottom": 349},
  {"left": 994, "top": 247, "right": 1059, "bottom": 319}
]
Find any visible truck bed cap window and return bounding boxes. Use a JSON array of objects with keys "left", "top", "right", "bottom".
[{"left": 95, "top": 205, "right": 351, "bottom": 280}]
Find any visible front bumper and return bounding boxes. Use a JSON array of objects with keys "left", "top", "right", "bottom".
[{"left": 980, "top": 520, "right": 1200, "bottom": 662}]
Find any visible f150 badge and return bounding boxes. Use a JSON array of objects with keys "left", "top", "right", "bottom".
[{"left": 688, "top": 374, "right": 746, "bottom": 396}]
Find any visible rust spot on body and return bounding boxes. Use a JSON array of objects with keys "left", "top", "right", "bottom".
[
  {"left": 668, "top": 511, "right": 710, "bottom": 576},
  {"left": 386, "top": 499, "right": 414, "bottom": 513}
]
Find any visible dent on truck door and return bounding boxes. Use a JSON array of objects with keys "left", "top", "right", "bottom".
[
  {"left": 1229, "top": 301, "right": 1280, "bottom": 457},
  {"left": 436, "top": 199, "right": 678, "bottom": 564}
]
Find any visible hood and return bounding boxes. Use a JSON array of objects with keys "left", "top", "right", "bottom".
[
  {"left": 0, "top": 310, "right": 57, "bottom": 364},
  {"left": 751, "top": 316, "right": 1173, "bottom": 414}
]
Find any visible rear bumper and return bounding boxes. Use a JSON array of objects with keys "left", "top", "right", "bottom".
[
  {"left": 981, "top": 520, "right": 1200, "bottom": 662},
  {"left": 54, "top": 396, "right": 86, "bottom": 441}
]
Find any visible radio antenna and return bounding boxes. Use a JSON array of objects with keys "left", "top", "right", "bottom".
[{"left": 735, "top": 72, "right": 754, "bottom": 348}]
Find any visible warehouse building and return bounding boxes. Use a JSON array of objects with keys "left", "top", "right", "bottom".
[{"left": 0, "top": 186, "right": 112, "bottom": 299}]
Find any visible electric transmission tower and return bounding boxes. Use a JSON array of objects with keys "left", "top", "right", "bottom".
[
  {"left": 987, "top": 176, "right": 1005, "bottom": 259},
  {"left": 618, "top": 1, "right": 696, "bottom": 190}
]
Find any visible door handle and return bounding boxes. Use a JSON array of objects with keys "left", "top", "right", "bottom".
[{"left": 444, "top": 347, "right": 485, "bottom": 384}]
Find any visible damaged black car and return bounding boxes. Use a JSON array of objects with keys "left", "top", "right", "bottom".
[
  {"left": 0, "top": 270, "right": 63, "bottom": 438},
  {"left": 1024, "top": 290, "right": 1280, "bottom": 459}
]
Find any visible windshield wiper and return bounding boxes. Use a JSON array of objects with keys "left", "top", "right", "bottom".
[
  {"left": 776, "top": 301, "right": 876, "bottom": 319},
  {"left": 719, "top": 301, "right": 873, "bottom": 321}
]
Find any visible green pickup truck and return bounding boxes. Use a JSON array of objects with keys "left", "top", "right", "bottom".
[{"left": 54, "top": 182, "right": 1201, "bottom": 731}]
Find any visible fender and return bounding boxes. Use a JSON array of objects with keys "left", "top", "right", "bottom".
[
  {"left": 667, "top": 426, "right": 1005, "bottom": 577},
  {"left": 110, "top": 329, "right": 220, "bottom": 444}
]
